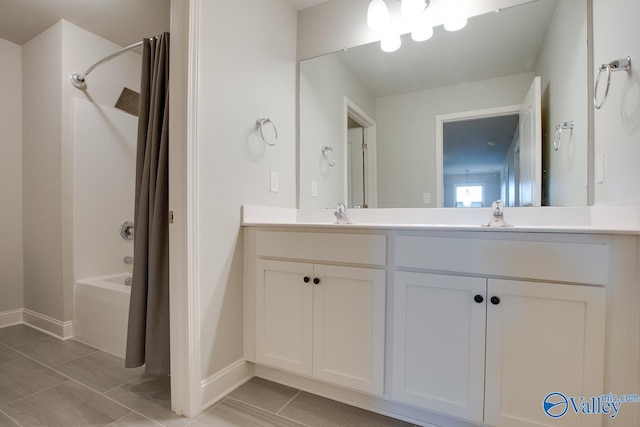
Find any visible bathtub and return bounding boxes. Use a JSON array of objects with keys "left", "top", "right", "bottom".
[{"left": 74, "top": 273, "right": 131, "bottom": 358}]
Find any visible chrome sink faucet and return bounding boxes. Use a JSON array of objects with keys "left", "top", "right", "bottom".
[
  {"left": 334, "top": 203, "right": 353, "bottom": 225},
  {"left": 484, "top": 200, "right": 512, "bottom": 227}
]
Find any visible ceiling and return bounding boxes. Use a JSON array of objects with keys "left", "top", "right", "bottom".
[
  {"left": 0, "top": 0, "right": 170, "bottom": 46},
  {"left": 287, "top": 0, "right": 330, "bottom": 11},
  {"left": 0, "top": 0, "right": 328, "bottom": 47}
]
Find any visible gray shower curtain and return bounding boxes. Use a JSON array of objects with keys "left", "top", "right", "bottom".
[{"left": 126, "top": 32, "right": 170, "bottom": 375}]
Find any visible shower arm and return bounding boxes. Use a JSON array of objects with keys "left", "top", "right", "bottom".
[{"left": 68, "top": 40, "right": 144, "bottom": 90}]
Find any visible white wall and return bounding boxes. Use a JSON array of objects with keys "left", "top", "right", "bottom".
[
  {"left": 593, "top": 0, "right": 640, "bottom": 205},
  {"left": 22, "top": 22, "right": 65, "bottom": 321},
  {"left": 22, "top": 19, "right": 143, "bottom": 323},
  {"left": 299, "top": 53, "right": 376, "bottom": 208},
  {"left": 0, "top": 38, "right": 23, "bottom": 315},
  {"left": 376, "top": 73, "right": 534, "bottom": 208},
  {"left": 73, "top": 99, "right": 137, "bottom": 282},
  {"left": 535, "top": 0, "right": 588, "bottom": 206},
  {"left": 62, "top": 21, "right": 141, "bottom": 321},
  {"left": 195, "top": 0, "right": 297, "bottom": 380}
]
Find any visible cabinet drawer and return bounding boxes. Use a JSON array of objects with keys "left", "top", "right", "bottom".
[
  {"left": 257, "top": 231, "right": 387, "bottom": 266},
  {"left": 395, "top": 236, "right": 609, "bottom": 285}
]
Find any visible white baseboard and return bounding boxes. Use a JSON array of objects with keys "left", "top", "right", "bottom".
[
  {"left": 23, "top": 309, "right": 73, "bottom": 340},
  {"left": 0, "top": 309, "right": 23, "bottom": 328},
  {"left": 255, "top": 364, "right": 478, "bottom": 427},
  {"left": 201, "top": 359, "right": 254, "bottom": 411}
]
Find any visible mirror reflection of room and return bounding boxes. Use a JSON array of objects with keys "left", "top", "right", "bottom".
[{"left": 299, "top": 0, "right": 589, "bottom": 209}]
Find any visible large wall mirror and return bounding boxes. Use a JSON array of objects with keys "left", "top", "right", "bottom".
[{"left": 299, "top": 0, "right": 590, "bottom": 208}]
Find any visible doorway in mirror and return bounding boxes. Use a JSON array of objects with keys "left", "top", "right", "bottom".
[
  {"left": 345, "top": 97, "right": 377, "bottom": 208},
  {"left": 437, "top": 76, "right": 542, "bottom": 208}
]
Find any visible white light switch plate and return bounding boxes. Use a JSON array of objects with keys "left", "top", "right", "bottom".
[
  {"left": 270, "top": 171, "right": 279, "bottom": 193},
  {"left": 423, "top": 192, "right": 431, "bottom": 204}
]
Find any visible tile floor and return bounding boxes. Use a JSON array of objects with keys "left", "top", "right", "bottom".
[{"left": 0, "top": 324, "right": 417, "bottom": 427}]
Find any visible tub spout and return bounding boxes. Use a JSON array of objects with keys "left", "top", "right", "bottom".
[{"left": 123, "top": 256, "right": 134, "bottom": 265}]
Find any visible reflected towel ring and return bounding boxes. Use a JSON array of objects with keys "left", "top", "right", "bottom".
[
  {"left": 594, "top": 56, "right": 632, "bottom": 110},
  {"left": 321, "top": 146, "right": 336, "bottom": 167},
  {"left": 553, "top": 121, "right": 574, "bottom": 151},
  {"left": 256, "top": 118, "right": 278, "bottom": 146}
]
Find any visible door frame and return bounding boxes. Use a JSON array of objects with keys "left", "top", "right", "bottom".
[
  {"left": 168, "top": 0, "right": 201, "bottom": 417},
  {"left": 344, "top": 97, "right": 378, "bottom": 208},
  {"left": 435, "top": 105, "right": 520, "bottom": 208}
]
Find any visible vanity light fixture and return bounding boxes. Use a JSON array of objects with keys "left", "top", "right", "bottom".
[{"left": 368, "top": 0, "right": 467, "bottom": 52}]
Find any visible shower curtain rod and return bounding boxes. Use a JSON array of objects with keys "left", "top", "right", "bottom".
[{"left": 69, "top": 37, "right": 156, "bottom": 90}]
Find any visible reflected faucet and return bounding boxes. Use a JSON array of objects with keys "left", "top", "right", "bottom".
[{"left": 334, "top": 203, "right": 353, "bottom": 225}]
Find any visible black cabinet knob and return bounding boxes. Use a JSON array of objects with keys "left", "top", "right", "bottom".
[
  {"left": 491, "top": 296, "right": 501, "bottom": 305},
  {"left": 303, "top": 276, "right": 310, "bottom": 283},
  {"left": 474, "top": 295, "right": 484, "bottom": 304},
  {"left": 313, "top": 278, "right": 320, "bottom": 285}
]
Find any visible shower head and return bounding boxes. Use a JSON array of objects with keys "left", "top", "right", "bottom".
[{"left": 69, "top": 73, "right": 87, "bottom": 90}]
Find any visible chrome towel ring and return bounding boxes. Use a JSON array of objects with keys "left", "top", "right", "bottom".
[
  {"left": 321, "top": 146, "right": 336, "bottom": 167},
  {"left": 594, "top": 56, "right": 632, "bottom": 110},
  {"left": 256, "top": 118, "right": 278, "bottom": 146},
  {"left": 553, "top": 121, "right": 574, "bottom": 151}
]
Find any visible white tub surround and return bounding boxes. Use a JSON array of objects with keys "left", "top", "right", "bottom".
[
  {"left": 74, "top": 274, "right": 131, "bottom": 357},
  {"left": 242, "top": 204, "right": 640, "bottom": 234},
  {"left": 244, "top": 216, "right": 640, "bottom": 426}
]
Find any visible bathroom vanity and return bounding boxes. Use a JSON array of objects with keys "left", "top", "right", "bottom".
[{"left": 243, "top": 207, "right": 640, "bottom": 427}]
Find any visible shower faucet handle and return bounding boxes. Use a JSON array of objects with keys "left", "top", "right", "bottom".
[{"left": 120, "top": 221, "right": 134, "bottom": 240}]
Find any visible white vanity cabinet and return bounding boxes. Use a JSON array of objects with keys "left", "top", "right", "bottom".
[
  {"left": 255, "top": 259, "right": 386, "bottom": 395},
  {"left": 246, "top": 230, "right": 387, "bottom": 396},
  {"left": 244, "top": 226, "right": 637, "bottom": 427},
  {"left": 484, "top": 279, "right": 605, "bottom": 427},
  {"left": 393, "top": 272, "right": 605, "bottom": 426},
  {"left": 392, "top": 235, "right": 607, "bottom": 427},
  {"left": 392, "top": 272, "right": 487, "bottom": 423}
]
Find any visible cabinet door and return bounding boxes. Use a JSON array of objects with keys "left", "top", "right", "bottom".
[
  {"left": 312, "top": 265, "right": 386, "bottom": 395},
  {"left": 484, "top": 279, "right": 605, "bottom": 427},
  {"left": 392, "top": 272, "right": 487, "bottom": 423},
  {"left": 256, "top": 260, "right": 313, "bottom": 376}
]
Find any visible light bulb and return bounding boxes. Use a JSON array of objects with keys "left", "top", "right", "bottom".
[
  {"left": 412, "top": 14, "right": 433, "bottom": 42},
  {"left": 380, "top": 32, "right": 401, "bottom": 52},
  {"left": 412, "top": 25, "right": 433, "bottom": 42},
  {"left": 367, "top": 0, "right": 391, "bottom": 30},
  {"left": 401, "top": 0, "right": 426, "bottom": 17},
  {"left": 444, "top": 13, "right": 467, "bottom": 31},
  {"left": 443, "top": 0, "right": 467, "bottom": 31}
]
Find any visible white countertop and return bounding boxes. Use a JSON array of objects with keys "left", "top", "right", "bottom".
[{"left": 241, "top": 205, "right": 640, "bottom": 235}]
